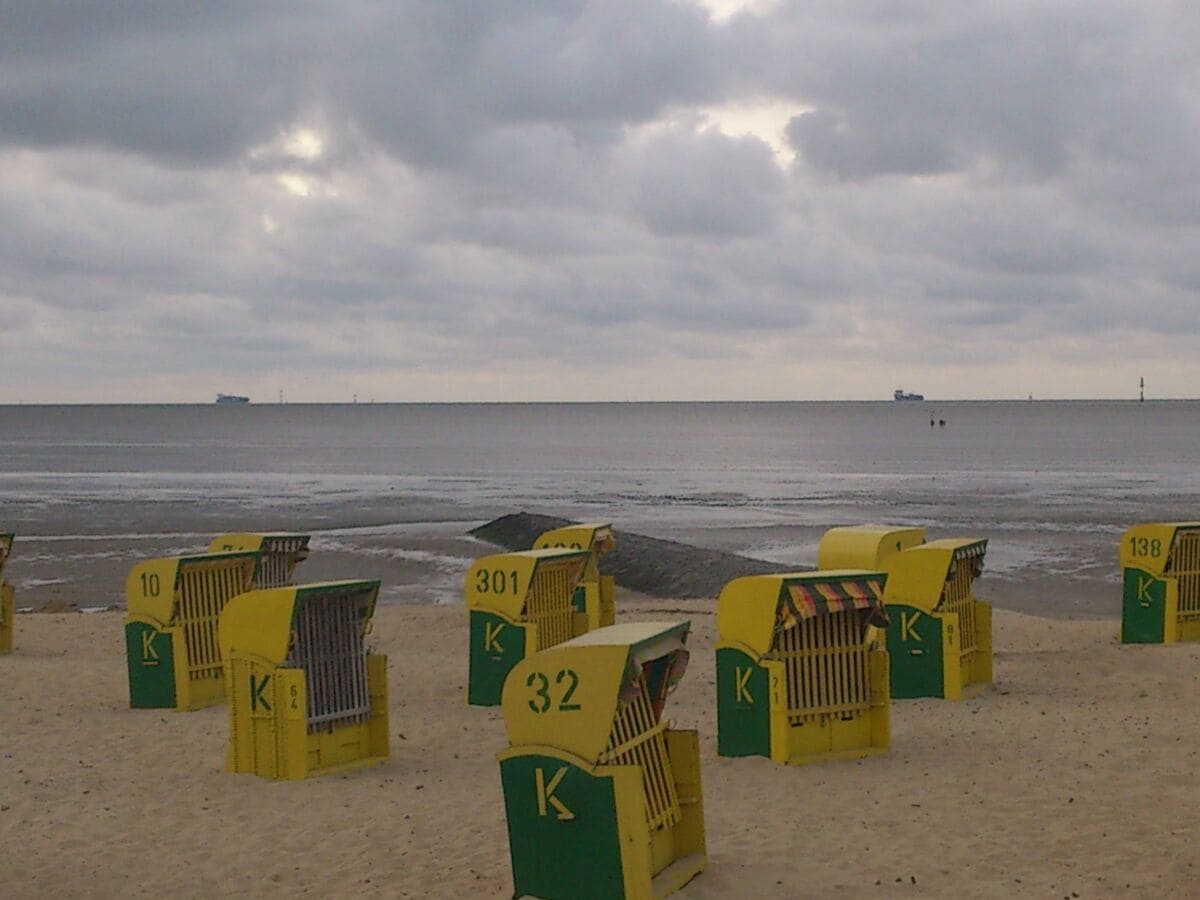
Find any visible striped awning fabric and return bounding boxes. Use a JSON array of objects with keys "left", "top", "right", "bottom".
[{"left": 780, "top": 577, "right": 889, "bottom": 629}]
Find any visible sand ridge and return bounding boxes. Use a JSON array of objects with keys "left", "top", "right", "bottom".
[{"left": 2, "top": 594, "right": 1199, "bottom": 898}]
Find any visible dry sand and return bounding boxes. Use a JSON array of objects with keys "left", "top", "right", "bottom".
[{"left": 3, "top": 591, "right": 1199, "bottom": 899}]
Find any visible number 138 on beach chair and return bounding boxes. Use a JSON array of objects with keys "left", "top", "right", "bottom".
[
  {"left": 498, "top": 622, "right": 705, "bottom": 900},
  {"left": 467, "top": 548, "right": 591, "bottom": 706},
  {"left": 1121, "top": 522, "right": 1200, "bottom": 643}
]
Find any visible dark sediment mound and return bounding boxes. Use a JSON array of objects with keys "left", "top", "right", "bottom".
[{"left": 469, "top": 512, "right": 794, "bottom": 600}]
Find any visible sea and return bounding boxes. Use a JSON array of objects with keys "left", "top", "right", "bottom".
[{"left": 3, "top": 400, "right": 1198, "bottom": 614}]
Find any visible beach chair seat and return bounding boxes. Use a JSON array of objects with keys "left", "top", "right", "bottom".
[
  {"left": 717, "top": 570, "right": 890, "bottom": 764},
  {"left": 498, "top": 621, "right": 705, "bottom": 899},
  {"left": 209, "top": 532, "right": 310, "bottom": 588},
  {"left": 220, "top": 579, "right": 388, "bottom": 780},
  {"left": 124, "top": 551, "right": 258, "bottom": 709},
  {"left": 818, "top": 526, "right": 993, "bottom": 700},
  {"left": 466, "top": 548, "right": 591, "bottom": 706},
  {"left": 533, "top": 522, "right": 618, "bottom": 631},
  {"left": 0, "top": 533, "right": 13, "bottom": 654},
  {"left": 1121, "top": 522, "right": 1200, "bottom": 643}
]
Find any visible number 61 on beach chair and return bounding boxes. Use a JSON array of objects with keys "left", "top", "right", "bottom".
[
  {"left": 1121, "top": 522, "right": 1200, "bottom": 643},
  {"left": 818, "top": 526, "right": 993, "bottom": 700},
  {"left": 0, "top": 533, "right": 14, "bottom": 654},
  {"left": 220, "top": 580, "right": 389, "bottom": 780},
  {"left": 124, "top": 551, "right": 258, "bottom": 710},
  {"left": 467, "top": 548, "right": 591, "bottom": 706},
  {"left": 497, "top": 622, "right": 705, "bottom": 900},
  {"left": 716, "top": 571, "right": 890, "bottom": 764}
]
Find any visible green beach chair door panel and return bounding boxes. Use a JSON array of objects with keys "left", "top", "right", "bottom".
[
  {"left": 500, "top": 754, "right": 626, "bottom": 900},
  {"left": 125, "top": 621, "right": 177, "bottom": 708},
  {"left": 1122, "top": 569, "right": 1166, "bottom": 643},
  {"left": 886, "top": 606, "right": 945, "bottom": 699},
  {"left": 715, "top": 648, "right": 771, "bottom": 758},
  {"left": 468, "top": 610, "right": 526, "bottom": 706}
]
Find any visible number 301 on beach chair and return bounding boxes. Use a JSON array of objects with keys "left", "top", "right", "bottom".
[
  {"left": 467, "top": 548, "right": 591, "bottom": 706},
  {"left": 716, "top": 571, "right": 890, "bottom": 764},
  {"left": 220, "top": 580, "right": 389, "bottom": 780},
  {"left": 124, "top": 551, "right": 259, "bottom": 710},
  {"left": 498, "top": 622, "right": 705, "bottom": 900},
  {"left": 1121, "top": 522, "right": 1200, "bottom": 643},
  {"left": 533, "top": 523, "right": 618, "bottom": 632},
  {"left": 0, "top": 533, "right": 14, "bottom": 654}
]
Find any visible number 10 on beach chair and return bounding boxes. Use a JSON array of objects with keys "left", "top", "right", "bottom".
[
  {"left": 497, "top": 622, "right": 705, "bottom": 900},
  {"left": 124, "top": 551, "right": 259, "bottom": 710},
  {"left": 1121, "top": 522, "right": 1200, "bottom": 643},
  {"left": 220, "top": 580, "right": 388, "bottom": 780},
  {"left": 208, "top": 532, "right": 310, "bottom": 588},
  {"left": 466, "top": 548, "right": 591, "bottom": 706},
  {"left": 716, "top": 571, "right": 890, "bottom": 764},
  {"left": 533, "top": 523, "right": 618, "bottom": 632},
  {"left": 818, "top": 527, "right": 993, "bottom": 700},
  {"left": 0, "top": 533, "right": 14, "bottom": 654}
]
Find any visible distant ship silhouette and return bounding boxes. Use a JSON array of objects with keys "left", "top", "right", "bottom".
[{"left": 215, "top": 393, "right": 250, "bottom": 404}]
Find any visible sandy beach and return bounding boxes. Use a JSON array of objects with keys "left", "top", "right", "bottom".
[{"left": 3, "top": 587, "right": 1199, "bottom": 898}]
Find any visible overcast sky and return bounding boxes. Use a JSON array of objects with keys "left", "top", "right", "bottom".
[{"left": 2, "top": 0, "right": 1198, "bottom": 402}]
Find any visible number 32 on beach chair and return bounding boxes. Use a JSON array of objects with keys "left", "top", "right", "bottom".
[{"left": 497, "top": 621, "right": 705, "bottom": 900}]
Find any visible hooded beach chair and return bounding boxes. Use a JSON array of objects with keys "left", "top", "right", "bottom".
[
  {"left": 819, "top": 526, "right": 993, "bottom": 699},
  {"left": 220, "top": 580, "right": 388, "bottom": 780},
  {"left": 466, "top": 548, "right": 591, "bottom": 706},
  {"left": 124, "top": 551, "right": 258, "bottom": 709},
  {"left": 208, "top": 532, "right": 310, "bottom": 588},
  {"left": 533, "top": 522, "right": 617, "bottom": 631},
  {"left": 0, "top": 533, "right": 14, "bottom": 654},
  {"left": 1121, "top": 522, "right": 1200, "bottom": 643},
  {"left": 497, "top": 621, "right": 705, "bottom": 899},
  {"left": 716, "top": 570, "right": 890, "bottom": 764}
]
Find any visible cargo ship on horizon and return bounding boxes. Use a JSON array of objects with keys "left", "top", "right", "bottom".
[
  {"left": 893, "top": 388, "right": 924, "bottom": 401},
  {"left": 215, "top": 393, "right": 250, "bottom": 404}
]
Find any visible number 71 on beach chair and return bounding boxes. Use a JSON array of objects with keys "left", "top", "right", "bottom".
[{"left": 208, "top": 532, "right": 310, "bottom": 588}]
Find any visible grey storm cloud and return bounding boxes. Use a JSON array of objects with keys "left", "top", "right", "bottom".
[{"left": 1, "top": 0, "right": 1199, "bottom": 400}]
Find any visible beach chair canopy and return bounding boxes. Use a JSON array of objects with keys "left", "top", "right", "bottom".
[
  {"left": 502, "top": 620, "right": 690, "bottom": 764},
  {"left": 717, "top": 571, "right": 888, "bottom": 659},
  {"left": 465, "top": 548, "right": 590, "bottom": 620},
  {"left": 884, "top": 539, "right": 987, "bottom": 613},
  {"left": 817, "top": 525, "right": 926, "bottom": 570}
]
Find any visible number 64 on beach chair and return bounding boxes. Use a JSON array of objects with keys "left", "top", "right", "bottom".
[
  {"left": 497, "top": 622, "right": 705, "bottom": 900},
  {"left": 716, "top": 571, "right": 891, "bottom": 764},
  {"left": 466, "top": 548, "right": 591, "bottom": 706},
  {"left": 124, "top": 551, "right": 258, "bottom": 710},
  {"left": 0, "top": 533, "right": 14, "bottom": 654},
  {"left": 220, "top": 580, "right": 389, "bottom": 780}
]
